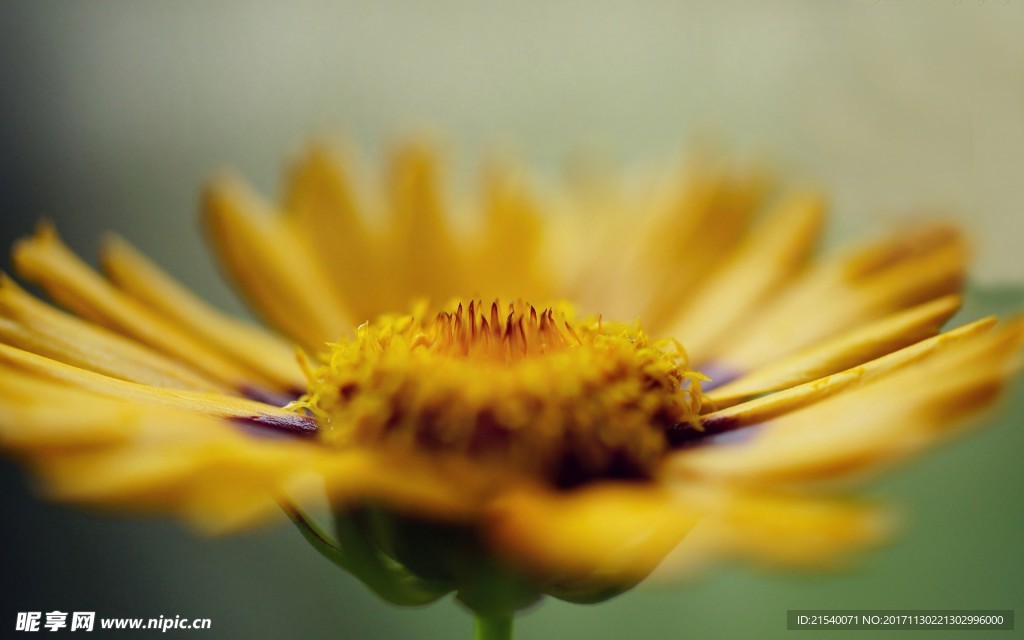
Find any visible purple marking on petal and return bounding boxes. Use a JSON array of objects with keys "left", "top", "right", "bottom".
[
  {"left": 702, "top": 424, "right": 764, "bottom": 445},
  {"left": 229, "top": 413, "right": 320, "bottom": 439},
  {"left": 239, "top": 385, "right": 304, "bottom": 408},
  {"left": 698, "top": 362, "right": 743, "bottom": 391},
  {"left": 667, "top": 414, "right": 752, "bottom": 448},
  {"left": 699, "top": 414, "right": 742, "bottom": 435}
]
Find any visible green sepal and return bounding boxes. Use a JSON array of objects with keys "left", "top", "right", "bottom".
[
  {"left": 287, "top": 500, "right": 637, "bottom": 620},
  {"left": 544, "top": 581, "right": 637, "bottom": 605},
  {"left": 282, "top": 501, "right": 453, "bottom": 606},
  {"left": 360, "top": 507, "right": 541, "bottom": 617}
]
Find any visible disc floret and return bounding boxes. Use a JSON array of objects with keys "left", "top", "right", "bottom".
[{"left": 300, "top": 300, "right": 705, "bottom": 486}]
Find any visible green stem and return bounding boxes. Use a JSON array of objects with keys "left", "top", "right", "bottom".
[{"left": 474, "top": 614, "right": 513, "bottom": 640}]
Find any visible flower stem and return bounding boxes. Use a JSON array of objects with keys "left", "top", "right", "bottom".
[{"left": 473, "top": 614, "right": 513, "bottom": 640}]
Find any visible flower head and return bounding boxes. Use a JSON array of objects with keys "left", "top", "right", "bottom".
[{"left": 1, "top": 140, "right": 1021, "bottom": 628}]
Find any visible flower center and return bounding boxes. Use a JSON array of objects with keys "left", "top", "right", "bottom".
[{"left": 299, "top": 300, "right": 705, "bottom": 487}]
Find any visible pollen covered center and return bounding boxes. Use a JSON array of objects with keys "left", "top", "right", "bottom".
[{"left": 299, "top": 300, "right": 705, "bottom": 486}]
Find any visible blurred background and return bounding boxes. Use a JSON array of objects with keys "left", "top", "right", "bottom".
[{"left": 1, "top": 1, "right": 1022, "bottom": 638}]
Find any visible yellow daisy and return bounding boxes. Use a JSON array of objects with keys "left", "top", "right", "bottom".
[{"left": 1, "top": 140, "right": 1021, "bottom": 639}]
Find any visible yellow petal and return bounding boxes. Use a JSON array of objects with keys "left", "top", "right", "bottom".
[
  {"left": 469, "top": 159, "right": 551, "bottom": 303},
  {"left": 0, "top": 344, "right": 317, "bottom": 434},
  {"left": 485, "top": 484, "right": 700, "bottom": 585},
  {"left": 705, "top": 295, "right": 962, "bottom": 408},
  {"left": 100, "top": 234, "right": 304, "bottom": 392},
  {"left": 380, "top": 140, "right": 467, "bottom": 308},
  {"left": 716, "top": 222, "right": 967, "bottom": 370},
  {"left": 29, "top": 414, "right": 321, "bottom": 533},
  {"left": 15, "top": 394, "right": 487, "bottom": 533},
  {"left": 2, "top": 371, "right": 326, "bottom": 532},
  {"left": 561, "top": 162, "right": 771, "bottom": 323},
  {"left": 663, "top": 190, "right": 824, "bottom": 363},
  {"left": 641, "top": 166, "right": 772, "bottom": 329},
  {"left": 661, "top": 486, "right": 890, "bottom": 571},
  {"left": 318, "top": 452, "right": 503, "bottom": 522},
  {"left": 671, "top": 319, "right": 1024, "bottom": 484},
  {"left": 0, "top": 275, "right": 225, "bottom": 392},
  {"left": 0, "top": 374, "right": 138, "bottom": 448},
  {"left": 203, "top": 174, "right": 351, "bottom": 349},
  {"left": 285, "top": 144, "right": 384, "bottom": 320},
  {"left": 695, "top": 316, "right": 996, "bottom": 434},
  {"left": 12, "top": 224, "right": 264, "bottom": 391}
]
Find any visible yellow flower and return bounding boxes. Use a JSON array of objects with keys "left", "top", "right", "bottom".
[{"left": 1, "top": 140, "right": 1021, "bottom": 631}]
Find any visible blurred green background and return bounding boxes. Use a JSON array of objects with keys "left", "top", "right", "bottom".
[{"left": 1, "top": 1, "right": 1022, "bottom": 638}]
